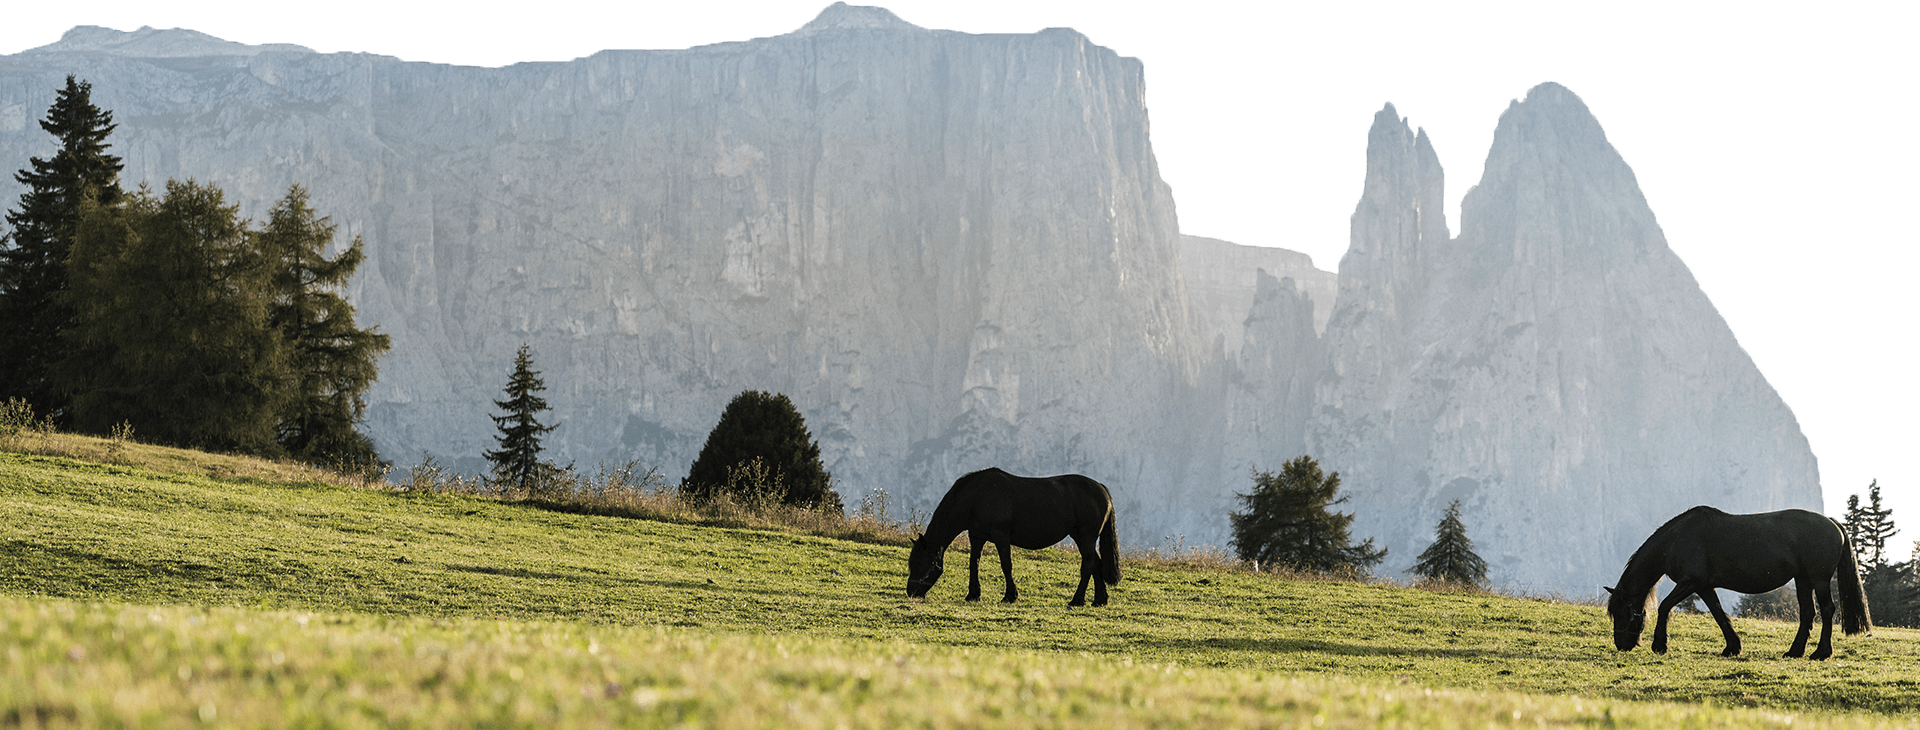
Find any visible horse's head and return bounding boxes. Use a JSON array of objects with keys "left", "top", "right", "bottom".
[
  {"left": 1604, "top": 585, "right": 1654, "bottom": 651},
  {"left": 905, "top": 534, "right": 944, "bottom": 598}
]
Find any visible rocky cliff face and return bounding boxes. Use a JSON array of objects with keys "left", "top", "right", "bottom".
[
  {"left": 0, "top": 10, "right": 1821, "bottom": 591},
  {"left": 1310, "top": 85, "right": 1820, "bottom": 591}
]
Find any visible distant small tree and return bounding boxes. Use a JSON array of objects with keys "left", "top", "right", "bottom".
[
  {"left": 1835, "top": 476, "right": 1896, "bottom": 572},
  {"left": 1228, "top": 455, "right": 1385, "bottom": 574},
  {"left": 1409, "top": 499, "right": 1487, "bottom": 587},
  {"left": 683, "top": 390, "right": 841, "bottom": 514},
  {"left": 484, "top": 344, "right": 556, "bottom": 494}
]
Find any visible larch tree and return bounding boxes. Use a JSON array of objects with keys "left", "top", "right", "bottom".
[
  {"left": 258, "top": 184, "right": 391, "bottom": 468},
  {"left": 1409, "top": 499, "right": 1489, "bottom": 587},
  {"left": 0, "top": 76, "right": 124, "bottom": 422},
  {"left": 59, "top": 180, "right": 288, "bottom": 453},
  {"left": 1228, "top": 455, "right": 1385, "bottom": 574}
]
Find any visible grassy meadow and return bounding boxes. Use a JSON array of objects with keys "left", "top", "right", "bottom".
[{"left": 4, "top": 439, "right": 1919, "bottom": 727}]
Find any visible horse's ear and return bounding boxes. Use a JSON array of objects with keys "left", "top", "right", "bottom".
[{"left": 1603, "top": 586, "right": 1616, "bottom": 595}]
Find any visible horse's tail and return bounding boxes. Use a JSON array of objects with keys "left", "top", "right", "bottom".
[
  {"left": 1099, "top": 512, "right": 1121, "bottom": 585},
  {"left": 1837, "top": 524, "right": 1873, "bottom": 635}
]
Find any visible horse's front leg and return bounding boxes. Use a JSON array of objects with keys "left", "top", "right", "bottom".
[
  {"left": 997, "top": 541, "right": 1018, "bottom": 603},
  {"left": 1810, "top": 580, "right": 1837, "bottom": 660},
  {"left": 966, "top": 536, "right": 986, "bottom": 602},
  {"left": 1651, "top": 585, "right": 1696, "bottom": 655},
  {"left": 1697, "top": 589, "right": 1741, "bottom": 657},
  {"left": 1785, "top": 579, "right": 1815, "bottom": 658}
]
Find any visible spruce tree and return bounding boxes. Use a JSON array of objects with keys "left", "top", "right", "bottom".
[
  {"left": 1409, "top": 499, "right": 1488, "bottom": 586},
  {"left": 683, "top": 390, "right": 841, "bottom": 513},
  {"left": 59, "top": 180, "right": 287, "bottom": 453},
  {"left": 485, "top": 344, "right": 557, "bottom": 494},
  {"left": 258, "top": 185, "right": 391, "bottom": 468},
  {"left": 0, "top": 76, "right": 124, "bottom": 422},
  {"left": 1228, "top": 455, "right": 1386, "bottom": 574}
]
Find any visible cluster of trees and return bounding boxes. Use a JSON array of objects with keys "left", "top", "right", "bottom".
[
  {"left": 0, "top": 77, "right": 389, "bottom": 466},
  {"left": 481, "top": 346, "right": 842, "bottom": 513},
  {"left": 1840, "top": 481, "right": 1917, "bottom": 627},
  {"left": 1227, "top": 454, "right": 1487, "bottom": 587}
]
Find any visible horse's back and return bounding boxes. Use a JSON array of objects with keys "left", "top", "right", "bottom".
[
  {"left": 940, "top": 469, "right": 1114, "bottom": 538},
  {"left": 1660, "top": 506, "right": 1849, "bottom": 592}
]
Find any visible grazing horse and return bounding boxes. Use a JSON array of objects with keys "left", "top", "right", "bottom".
[
  {"left": 1605, "top": 506, "right": 1871, "bottom": 660},
  {"left": 905, "top": 468, "right": 1121, "bottom": 607}
]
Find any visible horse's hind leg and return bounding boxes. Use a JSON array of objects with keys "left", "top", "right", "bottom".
[
  {"left": 997, "top": 541, "right": 1018, "bottom": 603},
  {"left": 966, "top": 537, "right": 986, "bottom": 602},
  {"left": 1810, "top": 579, "right": 1837, "bottom": 661},
  {"left": 1069, "top": 532, "right": 1096, "bottom": 608},
  {"left": 1697, "top": 590, "right": 1741, "bottom": 657}
]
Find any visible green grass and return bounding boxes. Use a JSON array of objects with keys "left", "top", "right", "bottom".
[{"left": 6, "top": 449, "right": 1920, "bottom": 727}]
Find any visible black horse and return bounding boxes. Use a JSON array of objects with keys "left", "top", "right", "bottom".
[
  {"left": 1605, "top": 506, "right": 1871, "bottom": 660},
  {"left": 905, "top": 468, "right": 1121, "bottom": 607}
]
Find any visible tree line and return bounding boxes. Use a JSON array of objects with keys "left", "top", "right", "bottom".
[{"left": 0, "top": 77, "right": 389, "bottom": 467}]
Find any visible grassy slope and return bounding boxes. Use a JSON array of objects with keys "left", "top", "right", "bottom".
[{"left": 5, "top": 448, "right": 1919, "bottom": 727}]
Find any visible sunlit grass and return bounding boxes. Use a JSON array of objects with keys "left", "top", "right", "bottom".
[
  {"left": 7, "top": 598, "right": 1913, "bottom": 729},
  {"left": 4, "top": 447, "right": 1919, "bottom": 727}
]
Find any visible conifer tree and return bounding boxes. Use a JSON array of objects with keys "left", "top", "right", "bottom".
[
  {"left": 0, "top": 76, "right": 124, "bottom": 421},
  {"left": 683, "top": 390, "right": 841, "bottom": 513},
  {"left": 258, "top": 185, "right": 391, "bottom": 468},
  {"left": 1228, "top": 455, "right": 1385, "bottom": 573},
  {"left": 485, "top": 344, "right": 557, "bottom": 493},
  {"left": 1409, "top": 499, "right": 1488, "bottom": 586},
  {"left": 59, "top": 180, "right": 287, "bottom": 453},
  {"left": 1845, "top": 481, "right": 1897, "bottom": 571}
]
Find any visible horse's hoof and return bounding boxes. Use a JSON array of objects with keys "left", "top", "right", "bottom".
[
  {"left": 1721, "top": 647, "right": 1741, "bottom": 657},
  {"left": 965, "top": 595, "right": 981, "bottom": 602},
  {"left": 1810, "top": 649, "right": 1832, "bottom": 661},
  {"left": 1091, "top": 600, "right": 1107, "bottom": 608},
  {"left": 1067, "top": 600, "right": 1085, "bottom": 608},
  {"left": 1651, "top": 645, "right": 1668, "bottom": 655},
  {"left": 1001, "top": 597, "right": 1017, "bottom": 604},
  {"left": 1784, "top": 648, "right": 1805, "bottom": 658}
]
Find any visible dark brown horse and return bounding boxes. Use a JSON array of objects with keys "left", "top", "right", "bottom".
[
  {"left": 905, "top": 468, "right": 1121, "bottom": 607},
  {"left": 1606, "top": 506, "right": 1871, "bottom": 660}
]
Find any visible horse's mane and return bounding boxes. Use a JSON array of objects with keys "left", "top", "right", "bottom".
[
  {"left": 1613, "top": 506, "right": 1721, "bottom": 611},
  {"left": 1623, "top": 505, "right": 1719, "bottom": 571}
]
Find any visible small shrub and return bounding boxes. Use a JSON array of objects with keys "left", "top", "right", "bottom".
[
  {"left": 104, "top": 420, "right": 135, "bottom": 463},
  {"left": 0, "top": 398, "right": 34, "bottom": 439}
]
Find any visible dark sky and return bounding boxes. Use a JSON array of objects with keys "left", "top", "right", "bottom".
[{"left": 7, "top": 7, "right": 1904, "bottom": 557}]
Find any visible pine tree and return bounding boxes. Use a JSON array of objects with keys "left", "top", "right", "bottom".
[
  {"left": 683, "top": 390, "right": 841, "bottom": 513},
  {"left": 1409, "top": 499, "right": 1488, "bottom": 587},
  {"left": 258, "top": 185, "right": 391, "bottom": 468},
  {"left": 0, "top": 76, "right": 125, "bottom": 422},
  {"left": 59, "top": 180, "right": 288, "bottom": 453},
  {"left": 1835, "top": 476, "right": 1896, "bottom": 572},
  {"left": 1228, "top": 455, "right": 1385, "bottom": 574},
  {"left": 485, "top": 344, "right": 557, "bottom": 494}
]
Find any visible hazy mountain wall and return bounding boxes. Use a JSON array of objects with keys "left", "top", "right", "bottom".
[{"left": 0, "top": 11, "right": 1822, "bottom": 591}]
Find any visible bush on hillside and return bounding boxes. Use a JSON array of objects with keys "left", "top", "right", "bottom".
[{"left": 683, "top": 390, "right": 841, "bottom": 514}]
